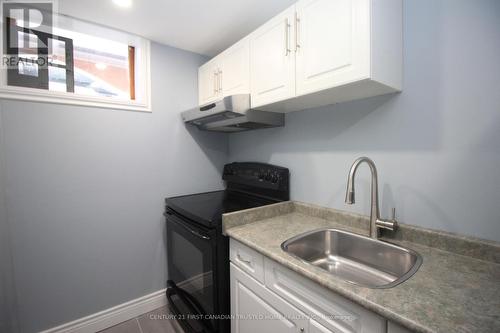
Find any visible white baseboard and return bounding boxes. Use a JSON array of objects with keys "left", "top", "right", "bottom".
[{"left": 40, "top": 289, "right": 167, "bottom": 333}]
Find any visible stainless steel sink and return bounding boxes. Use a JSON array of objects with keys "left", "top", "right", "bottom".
[{"left": 281, "top": 229, "right": 422, "bottom": 288}]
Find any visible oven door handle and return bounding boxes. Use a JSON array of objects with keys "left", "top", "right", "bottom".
[
  {"left": 166, "top": 288, "right": 200, "bottom": 332},
  {"left": 187, "top": 227, "right": 211, "bottom": 240},
  {"left": 166, "top": 211, "right": 211, "bottom": 240},
  {"left": 179, "top": 222, "right": 211, "bottom": 240},
  {"left": 166, "top": 286, "right": 214, "bottom": 333}
]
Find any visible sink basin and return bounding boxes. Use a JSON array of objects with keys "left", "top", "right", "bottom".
[{"left": 281, "top": 229, "right": 422, "bottom": 288}]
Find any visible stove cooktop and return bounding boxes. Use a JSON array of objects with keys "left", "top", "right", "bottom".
[{"left": 165, "top": 190, "right": 278, "bottom": 228}]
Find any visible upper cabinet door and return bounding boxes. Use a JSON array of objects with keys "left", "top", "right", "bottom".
[
  {"left": 198, "top": 59, "right": 220, "bottom": 106},
  {"left": 219, "top": 38, "right": 250, "bottom": 97},
  {"left": 250, "top": 6, "right": 296, "bottom": 108},
  {"left": 295, "top": 0, "right": 370, "bottom": 96}
]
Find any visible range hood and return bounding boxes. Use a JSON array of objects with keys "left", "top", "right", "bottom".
[{"left": 181, "top": 94, "right": 284, "bottom": 132}]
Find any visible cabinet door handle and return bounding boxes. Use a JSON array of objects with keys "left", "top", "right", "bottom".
[
  {"left": 284, "top": 18, "right": 291, "bottom": 56},
  {"left": 217, "top": 70, "right": 221, "bottom": 94},
  {"left": 295, "top": 12, "right": 301, "bottom": 52},
  {"left": 218, "top": 69, "right": 223, "bottom": 93},
  {"left": 213, "top": 71, "right": 218, "bottom": 94},
  {"left": 218, "top": 69, "right": 221, "bottom": 93}
]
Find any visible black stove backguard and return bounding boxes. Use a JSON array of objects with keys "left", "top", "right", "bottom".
[
  {"left": 165, "top": 162, "right": 289, "bottom": 333},
  {"left": 222, "top": 162, "right": 290, "bottom": 201}
]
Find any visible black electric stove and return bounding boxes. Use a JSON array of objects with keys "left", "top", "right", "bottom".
[{"left": 165, "top": 162, "right": 289, "bottom": 333}]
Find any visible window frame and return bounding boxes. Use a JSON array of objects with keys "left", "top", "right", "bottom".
[{"left": 0, "top": 18, "right": 152, "bottom": 112}]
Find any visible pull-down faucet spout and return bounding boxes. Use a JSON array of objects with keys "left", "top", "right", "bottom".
[{"left": 345, "top": 157, "right": 397, "bottom": 239}]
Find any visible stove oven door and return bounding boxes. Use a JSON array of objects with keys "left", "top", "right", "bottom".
[{"left": 165, "top": 209, "right": 218, "bottom": 333}]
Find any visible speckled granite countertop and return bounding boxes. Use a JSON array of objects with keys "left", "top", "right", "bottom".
[{"left": 222, "top": 201, "right": 500, "bottom": 333}]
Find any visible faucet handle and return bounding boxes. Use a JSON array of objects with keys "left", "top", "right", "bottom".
[
  {"left": 376, "top": 208, "right": 398, "bottom": 231},
  {"left": 389, "top": 207, "right": 399, "bottom": 230}
]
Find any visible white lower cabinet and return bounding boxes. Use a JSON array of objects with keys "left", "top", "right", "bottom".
[
  {"left": 231, "top": 263, "right": 309, "bottom": 333},
  {"left": 230, "top": 239, "right": 411, "bottom": 333},
  {"left": 264, "top": 258, "right": 386, "bottom": 333}
]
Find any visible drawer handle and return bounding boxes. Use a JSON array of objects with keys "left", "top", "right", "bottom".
[{"left": 237, "top": 253, "right": 253, "bottom": 266}]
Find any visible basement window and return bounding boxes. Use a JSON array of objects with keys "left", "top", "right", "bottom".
[{"left": 1, "top": 12, "right": 151, "bottom": 111}]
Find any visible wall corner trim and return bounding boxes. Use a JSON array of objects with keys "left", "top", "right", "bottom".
[{"left": 40, "top": 289, "right": 167, "bottom": 333}]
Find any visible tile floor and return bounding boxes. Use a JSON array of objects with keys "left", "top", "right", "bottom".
[{"left": 98, "top": 306, "right": 184, "bottom": 333}]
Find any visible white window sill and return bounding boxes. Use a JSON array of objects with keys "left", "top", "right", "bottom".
[{"left": 0, "top": 87, "right": 152, "bottom": 112}]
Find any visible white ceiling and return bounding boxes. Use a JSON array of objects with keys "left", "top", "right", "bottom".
[{"left": 58, "top": 0, "right": 296, "bottom": 57}]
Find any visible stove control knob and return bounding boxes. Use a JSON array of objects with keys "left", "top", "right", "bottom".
[
  {"left": 265, "top": 173, "right": 272, "bottom": 181},
  {"left": 271, "top": 175, "right": 279, "bottom": 183}
]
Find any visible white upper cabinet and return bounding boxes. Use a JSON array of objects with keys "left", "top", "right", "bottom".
[
  {"left": 249, "top": 6, "right": 296, "bottom": 108},
  {"left": 250, "top": 0, "right": 403, "bottom": 112},
  {"left": 220, "top": 38, "right": 250, "bottom": 98},
  {"left": 295, "top": 0, "right": 370, "bottom": 96},
  {"left": 198, "top": 38, "right": 250, "bottom": 106},
  {"left": 198, "top": 0, "right": 402, "bottom": 113},
  {"left": 198, "top": 58, "right": 220, "bottom": 105}
]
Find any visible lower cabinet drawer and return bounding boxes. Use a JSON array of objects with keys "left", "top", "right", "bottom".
[
  {"left": 231, "top": 263, "right": 309, "bottom": 333},
  {"left": 264, "top": 258, "right": 386, "bottom": 333},
  {"left": 230, "top": 239, "right": 265, "bottom": 283}
]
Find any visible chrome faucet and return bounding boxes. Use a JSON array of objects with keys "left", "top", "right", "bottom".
[{"left": 345, "top": 157, "right": 398, "bottom": 239}]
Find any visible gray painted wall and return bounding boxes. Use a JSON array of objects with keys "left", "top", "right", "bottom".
[
  {"left": 1, "top": 103, "right": 7, "bottom": 332},
  {"left": 229, "top": 0, "right": 500, "bottom": 242},
  {"left": 0, "top": 104, "right": 20, "bottom": 333},
  {"left": 0, "top": 42, "right": 228, "bottom": 332}
]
